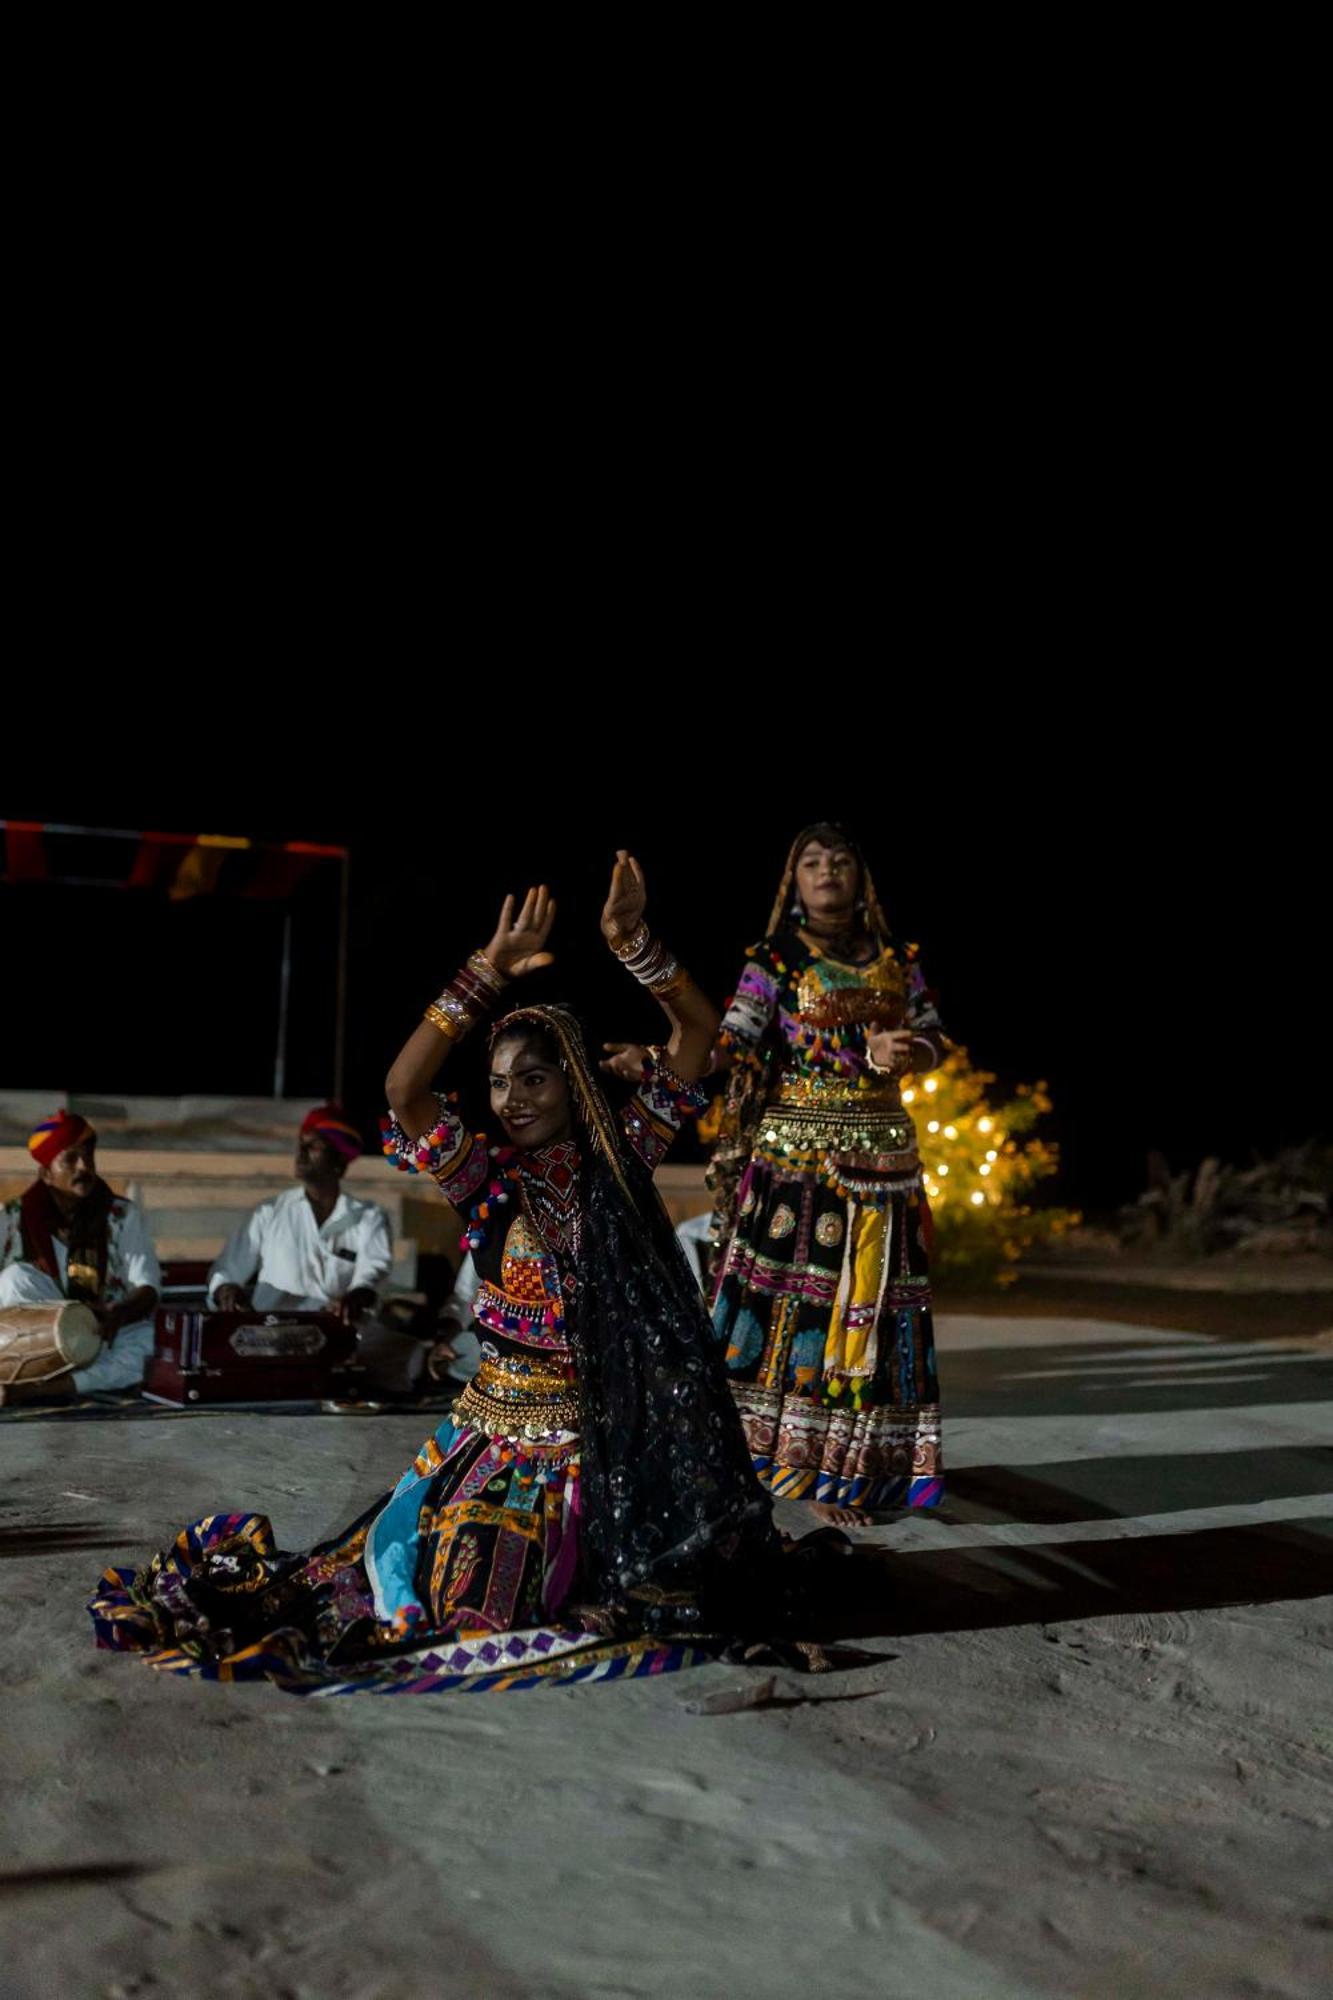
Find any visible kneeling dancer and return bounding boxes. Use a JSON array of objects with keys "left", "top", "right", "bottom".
[{"left": 89, "top": 858, "right": 779, "bottom": 1694}]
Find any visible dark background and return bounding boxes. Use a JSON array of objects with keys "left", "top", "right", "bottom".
[
  {"left": 3, "top": 699, "right": 1325, "bottom": 1220},
  {"left": 5, "top": 88, "right": 1323, "bottom": 1219}
]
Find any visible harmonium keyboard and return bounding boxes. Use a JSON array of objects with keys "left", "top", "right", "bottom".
[{"left": 143, "top": 1307, "right": 366, "bottom": 1405}]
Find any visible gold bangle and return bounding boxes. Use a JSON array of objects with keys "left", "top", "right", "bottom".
[
  {"left": 424, "top": 1004, "right": 460, "bottom": 1040},
  {"left": 609, "top": 923, "right": 650, "bottom": 961},
  {"left": 466, "top": 950, "right": 508, "bottom": 994}
]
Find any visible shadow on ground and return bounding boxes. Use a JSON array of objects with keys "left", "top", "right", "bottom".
[
  {"left": 0, "top": 1523, "right": 144, "bottom": 1560},
  {"left": 943, "top": 1340, "right": 1333, "bottom": 1418},
  {"left": 939, "top": 1446, "right": 1333, "bottom": 1524},
  {"left": 806, "top": 1517, "right": 1333, "bottom": 1640},
  {"left": 938, "top": 1276, "right": 1333, "bottom": 1341},
  {"left": 0, "top": 1862, "right": 157, "bottom": 1896}
]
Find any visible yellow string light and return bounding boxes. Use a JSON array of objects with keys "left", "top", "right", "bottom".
[{"left": 893, "top": 1046, "right": 1071, "bottom": 1278}]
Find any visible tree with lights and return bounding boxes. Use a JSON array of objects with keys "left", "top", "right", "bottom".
[
  {"left": 694, "top": 1043, "right": 1071, "bottom": 1288},
  {"left": 901, "top": 1048, "right": 1074, "bottom": 1285}
]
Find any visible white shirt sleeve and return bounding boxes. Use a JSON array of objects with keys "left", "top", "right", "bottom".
[
  {"left": 351, "top": 1204, "right": 393, "bottom": 1295},
  {"left": 116, "top": 1201, "right": 162, "bottom": 1295},
  {"left": 441, "top": 1253, "right": 481, "bottom": 1325},
  {"left": 208, "top": 1205, "right": 269, "bottom": 1303}
]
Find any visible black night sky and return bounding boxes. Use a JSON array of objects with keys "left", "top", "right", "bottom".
[{"left": 2, "top": 698, "right": 1325, "bottom": 1220}]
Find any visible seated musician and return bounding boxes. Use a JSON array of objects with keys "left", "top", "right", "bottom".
[
  {"left": 209, "top": 1105, "right": 392, "bottom": 1324},
  {"left": 0, "top": 1112, "right": 161, "bottom": 1405},
  {"left": 423, "top": 1255, "right": 483, "bottom": 1388}
]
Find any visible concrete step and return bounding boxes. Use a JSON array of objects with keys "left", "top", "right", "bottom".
[
  {"left": 117, "top": 1178, "right": 412, "bottom": 1231},
  {"left": 148, "top": 1229, "right": 419, "bottom": 1286},
  {"left": 1, "top": 1148, "right": 708, "bottom": 1273},
  {"left": 1, "top": 1146, "right": 420, "bottom": 1289}
]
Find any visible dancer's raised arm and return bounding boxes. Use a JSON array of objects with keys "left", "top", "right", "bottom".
[
  {"left": 600, "top": 851, "right": 718, "bottom": 1084},
  {"left": 385, "top": 886, "right": 556, "bottom": 1138}
]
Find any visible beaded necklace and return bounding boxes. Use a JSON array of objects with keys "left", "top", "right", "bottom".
[
  {"left": 517, "top": 1140, "right": 583, "bottom": 1267},
  {"left": 461, "top": 1138, "right": 583, "bottom": 1291}
]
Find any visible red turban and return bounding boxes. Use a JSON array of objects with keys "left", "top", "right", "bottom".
[
  {"left": 300, "top": 1104, "right": 362, "bottom": 1162},
  {"left": 28, "top": 1111, "right": 95, "bottom": 1169}
]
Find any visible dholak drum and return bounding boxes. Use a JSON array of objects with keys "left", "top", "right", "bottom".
[{"left": 0, "top": 1301, "right": 102, "bottom": 1386}]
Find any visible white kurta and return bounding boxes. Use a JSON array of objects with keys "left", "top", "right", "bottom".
[
  {"left": 0, "top": 1194, "right": 162, "bottom": 1392},
  {"left": 436, "top": 1253, "right": 482, "bottom": 1382},
  {"left": 0, "top": 1194, "right": 161, "bottom": 1303},
  {"left": 207, "top": 1186, "right": 392, "bottom": 1312}
]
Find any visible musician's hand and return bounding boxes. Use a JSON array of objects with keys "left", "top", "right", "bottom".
[
  {"left": 339, "top": 1287, "right": 377, "bottom": 1326},
  {"left": 426, "top": 1337, "right": 459, "bottom": 1382},
  {"left": 91, "top": 1287, "right": 157, "bottom": 1343},
  {"left": 89, "top": 1302, "right": 118, "bottom": 1342},
  {"left": 214, "top": 1284, "right": 250, "bottom": 1313},
  {"left": 600, "top": 1041, "right": 650, "bottom": 1083}
]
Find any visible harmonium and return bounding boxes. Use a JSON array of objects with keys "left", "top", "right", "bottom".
[{"left": 143, "top": 1307, "right": 366, "bottom": 1405}]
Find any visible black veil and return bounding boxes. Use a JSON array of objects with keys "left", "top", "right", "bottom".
[{"left": 492, "top": 1004, "right": 775, "bottom": 1598}]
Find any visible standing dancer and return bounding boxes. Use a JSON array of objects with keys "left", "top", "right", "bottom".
[{"left": 708, "top": 824, "right": 948, "bottom": 1524}]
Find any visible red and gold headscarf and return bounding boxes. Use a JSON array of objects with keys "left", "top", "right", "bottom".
[
  {"left": 28, "top": 1111, "right": 94, "bottom": 1169},
  {"left": 300, "top": 1105, "right": 363, "bottom": 1162}
]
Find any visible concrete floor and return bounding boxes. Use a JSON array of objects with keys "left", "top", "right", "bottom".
[{"left": 2, "top": 1313, "right": 1331, "bottom": 1999}]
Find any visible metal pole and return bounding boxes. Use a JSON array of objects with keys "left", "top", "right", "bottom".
[
  {"left": 333, "top": 851, "right": 350, "bottom": 1101},
  {"left": 274, "top": 910, "right": 293, "bottom": 1098}
]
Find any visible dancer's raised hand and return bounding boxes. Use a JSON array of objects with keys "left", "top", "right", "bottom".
[
  {"left": 483, "top": 886, "right": 557, "bottom": 979},
  {"left": 867, "top": 1022, "right": 914, "bottom": 1073},
  {"left": 600, "top": 849, "right": 647, "bottom": 946},
  {"left": 600, "top": 1041, "right": 649, "bottom": 1082}
]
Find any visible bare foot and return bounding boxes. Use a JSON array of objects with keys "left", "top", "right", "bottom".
[{"left": 806, "top": 1501, "right": 863, "bottom": 1529}]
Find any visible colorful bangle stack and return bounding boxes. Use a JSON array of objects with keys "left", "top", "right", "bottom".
[
  {"left": 608, "top": 925, "right": 686, "bottom": 998},
  {"left": 643, "top": 1044, "right": 693, "bottom": 1097},
  {"left": 423, "top": 950, "right": 509, "bottom": 1041}
]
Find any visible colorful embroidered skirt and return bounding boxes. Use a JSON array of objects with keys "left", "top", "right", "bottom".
[
  {"left": 87, "top": 1413, "right": 701, "bottom": 1695},
  {"left": 712, "top": 1151, "right": 942, "bottom": 1510}
]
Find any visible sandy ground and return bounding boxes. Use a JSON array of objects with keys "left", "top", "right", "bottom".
[{"left": 2, "top": 1313, "right": 1332, "bottom": 2000}]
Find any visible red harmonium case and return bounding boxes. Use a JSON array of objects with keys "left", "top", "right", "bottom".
[{"left": 143, "top": 1308, "right": 365, "bottom": 1405}]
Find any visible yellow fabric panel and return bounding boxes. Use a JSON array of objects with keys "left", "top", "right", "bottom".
[{"left": 823, "top": 1202, "right": 887, "bottom": 1380}]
